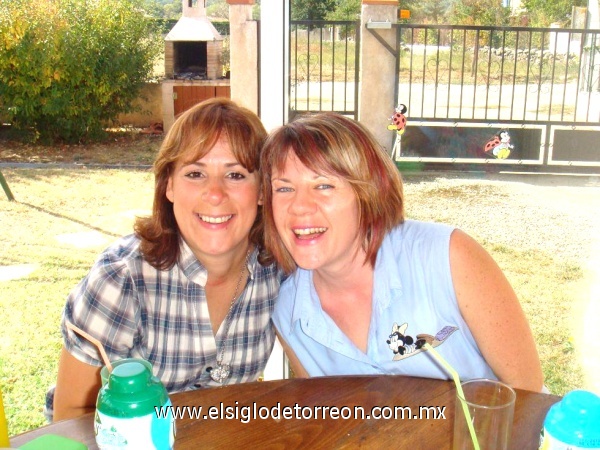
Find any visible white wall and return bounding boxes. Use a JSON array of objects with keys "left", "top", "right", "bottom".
[
  {"left": 259, "top": 0, "right": 290, "bottom": 132},
  {"left": 589, "top": 0, "right": 600, "bottom": 28}
]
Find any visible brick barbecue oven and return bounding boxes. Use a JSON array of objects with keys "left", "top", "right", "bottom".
[
  {"left": 164, "top": 1, "right": 224, "bottom": 80},
  {"left": 161, "top": 0, "right": 230, "bottom": 131}
]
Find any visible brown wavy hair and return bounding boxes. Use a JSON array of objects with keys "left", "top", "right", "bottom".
[
  {"left": 260, "top": 112, "right": 404, "bottom": 274},
  {"left": 134, "top": 98, "right": 267, "bottom": 270}
]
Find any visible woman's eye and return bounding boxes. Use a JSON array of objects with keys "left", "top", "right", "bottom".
[
  {"left": 184, "top": 170, "right": 204, "bottom": 179},
  {"left": 274, "top": 186, "right": 292, "bottom": 193},
  {"left": 227, "top": 172, "right": 246, "bottom": 180},
  {"left": 316, "top": 184, "right": 334, "bottom": 190}
]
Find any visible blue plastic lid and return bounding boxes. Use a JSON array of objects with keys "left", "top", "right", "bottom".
[{"left": 544, "top": 390, "right": 600, "bottom": 448}]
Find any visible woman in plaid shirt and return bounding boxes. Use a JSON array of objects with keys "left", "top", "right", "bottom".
[{"left": 48, "top": 98, "right": 283, "bottom": 422}]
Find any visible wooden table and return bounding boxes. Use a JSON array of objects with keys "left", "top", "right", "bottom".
[{"left": 11, "top": 375, "right": 559, "bottom": 449}]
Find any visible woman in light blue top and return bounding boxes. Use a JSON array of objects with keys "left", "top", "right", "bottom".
[{"left": 260, "top": 112, "right": 543, "bottom": 392}]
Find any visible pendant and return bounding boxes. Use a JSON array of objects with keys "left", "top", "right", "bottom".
[{"left": 210, "top": 363, "right": 230, "bottom": 383}]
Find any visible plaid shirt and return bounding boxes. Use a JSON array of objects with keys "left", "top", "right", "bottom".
[{"left": 62, "top": 234, "right": 282, "bottom": 391}]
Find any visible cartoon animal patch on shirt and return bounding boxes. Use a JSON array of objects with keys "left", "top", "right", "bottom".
[{"left": 386, "top": 322, "right": 458, "bottom": 361}]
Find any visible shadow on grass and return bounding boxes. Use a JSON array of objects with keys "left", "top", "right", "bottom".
[{"left": 17, "top": 200, "right": 122, "bottom": 239}]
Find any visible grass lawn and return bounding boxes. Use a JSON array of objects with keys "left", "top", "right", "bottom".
[
  {"left": 1, "top": 132, "right": 598, "bottom": 436},
  {"left": 0, "top": 165, "right": 154, "bottom": 435}
]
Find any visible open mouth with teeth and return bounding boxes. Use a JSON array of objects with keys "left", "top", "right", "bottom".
[
  {"left": 199, "top": 214, "right": 233, "bottom": 224},
  {"left": 293, "top": 227, "right": 327, "bottom": 239}
]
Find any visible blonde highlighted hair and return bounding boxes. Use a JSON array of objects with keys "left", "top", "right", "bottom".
[{"left": 260, "top": 112, "right": 404, "bottom": 273}]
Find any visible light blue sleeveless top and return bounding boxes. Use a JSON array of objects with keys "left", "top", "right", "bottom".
[{"left": 272, "top": 220, "right": 497, "bottom": 381}]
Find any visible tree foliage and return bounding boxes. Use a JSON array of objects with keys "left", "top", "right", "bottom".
[
  {"left": 207, "top": 0, "right": 229, "bottom": 20},
  {"left": 449, "top": 0, "right": 511, "bottom": 26},
  {"left": 521, "top": 0, "right": 586, "bottom": 27},
  {"left": 398, "top": 0, "right": 585, "bottom": 27},
  {"left": 0, "top": 0, "right": 162, "bottom": 143},
  {"left": 401, "top": 0, "right": 454, "bottom": 24},
  {"left": 291, "top": 0, "right": 336, "bottom": 21},
  {"left": 325, "top": 0, "right": 361, "bottom": 21}
]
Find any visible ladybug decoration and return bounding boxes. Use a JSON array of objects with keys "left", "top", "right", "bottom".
[
  {"left": 388, "top": 104, "right": 408, "bottom": 135},
  {"left": 484, "top": 129, "right": 514, "bottom": 159},
  {"left": 388, "top": 104, "right": 407, "bottom": 160}
]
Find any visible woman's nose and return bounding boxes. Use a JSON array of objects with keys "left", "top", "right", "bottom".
[
  {"left": 289, "top": 188, "right": 316, "bottom": 215},
  {"left": 202, "top": 179, "right": 226, "bottom": 204}
]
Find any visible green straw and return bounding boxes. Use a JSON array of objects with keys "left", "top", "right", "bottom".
[{"left": 424, "top": 343, "right": 480, "bottom": 450}]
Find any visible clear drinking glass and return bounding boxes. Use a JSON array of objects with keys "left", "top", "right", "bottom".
[{"left": 453, "top": 378, "right": 516, "bottom": 450}]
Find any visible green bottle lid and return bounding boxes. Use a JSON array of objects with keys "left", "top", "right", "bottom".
[{"left": 97, "top": 361, "right": 169, "bottom": 418}]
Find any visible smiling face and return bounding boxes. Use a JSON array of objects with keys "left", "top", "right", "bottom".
[
  {"left": 166, "top": 137, "right": 261, "bottom": 260},
  {"left": 271, "top": 151, "right": 363, "bottom": 274}
]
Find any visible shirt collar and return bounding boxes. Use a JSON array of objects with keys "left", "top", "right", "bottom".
[
  {"left": 178, "top": 240, "right": 258, "bottom": 287},
  {"left": 178, "top": 239, "right": 208, "bottom": 286},
  {"left": 246, "top": 249, "right": 257, "bottom": 281},
  {"left": 290, "top": 269, "right": 318, "bottom": 326}
]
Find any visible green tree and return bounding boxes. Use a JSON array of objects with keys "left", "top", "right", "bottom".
[
  {"left": 148, "top": 0, "right": 181, "bottom": 19},
  {"left": 253, "top": 1, "right": 261, "bottom": 21},
  {"left": 401, "top": 0, "right": 453, "bottom": 24},
  {"left": 291, "top": 0, "right": 336, "bottom": 21},
  {"left": 141, "top": 0, "right": 166, "bottom": 18},
  {"left": 521, "top": 0, "right": 586, "bottom": 27},
  {"left": 161, "top": 1, "right": 182, "bottom": 20},
  {"left": 326, "top": 0, "right": 361, "bottom": 21},
  {"left": 207, "top": 0, "right": 229, "bottom": 19},
  {"left": 449, "top": 0, "right": 511, "bottom": 26},
  {"left": 422, "top": 0, "right": 453, "bottom": 23},
  {"left": 0, "top": 0, "right": 162, "bottom": 143}
]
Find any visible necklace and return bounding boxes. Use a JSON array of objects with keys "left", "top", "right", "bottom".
[{"left": 209, "top": 249, "right": 251, "bottom": 383}]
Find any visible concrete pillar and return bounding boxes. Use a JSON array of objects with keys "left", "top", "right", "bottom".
[
  {"left": 227, "top": 0, "right": 259, "bottom": 114},
  {"left": 359, "top": 0, "right": 398, "bottom": 153}
]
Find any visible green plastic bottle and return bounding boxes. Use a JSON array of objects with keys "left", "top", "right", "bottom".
[{"left": 95, "top": 360, "right": 175, "bottom": 449}]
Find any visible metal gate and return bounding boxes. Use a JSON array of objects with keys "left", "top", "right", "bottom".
[
  {"left": 289, "top": 20, "right": 360, "bottom": 121},
  {"left": 386, "top": 24, "right": 600, "bottom": 170}
]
